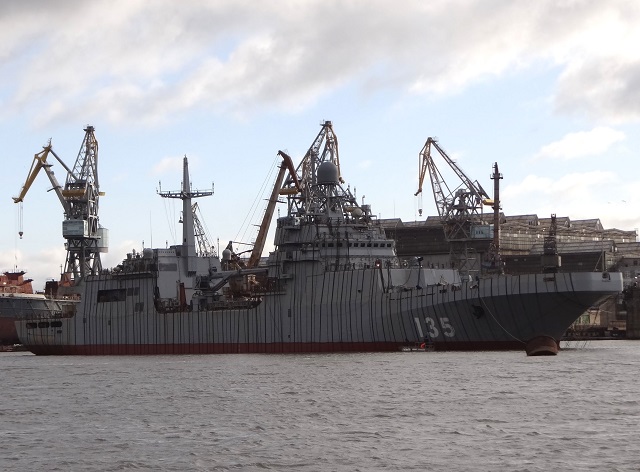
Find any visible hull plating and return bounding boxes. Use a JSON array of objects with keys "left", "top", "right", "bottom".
[{"left": 16, "top": 270, "right": 621, "bottom": 355}]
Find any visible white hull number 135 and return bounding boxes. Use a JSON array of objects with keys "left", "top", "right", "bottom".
[{"left": 414, "top": 317, "right": 455, "bottom": 339}]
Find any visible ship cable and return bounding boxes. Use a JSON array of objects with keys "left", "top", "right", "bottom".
[
  {"left": 478, "top": 295, "right": 526, "bottom": 345},
  {"left": 161, "top": 192, "right": 178, "bottom": 246},
  {"left": 394, "top": 264, "right": 416, "bottom": 291},
  {"left": 235, "top": 155, "right": 279, "bottom": 246}
]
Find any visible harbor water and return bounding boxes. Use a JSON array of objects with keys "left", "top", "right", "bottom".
[{"left": 1, "top": 340, "right": 639, "bottom": 471}]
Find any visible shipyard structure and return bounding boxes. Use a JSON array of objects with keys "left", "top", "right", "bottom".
[{"left": 381, "top": 215, "right": 640, "bottom": 338}]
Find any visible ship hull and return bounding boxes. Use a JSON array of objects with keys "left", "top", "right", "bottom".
[
  {"left": 0, "top": 294, "right": 67, "bottom": 345},
  {"left": 0, "top": 316, "right": 19, "bottom": 345},
  {"left": 15, "top": 269, "right": 622, "bottom": 355}
]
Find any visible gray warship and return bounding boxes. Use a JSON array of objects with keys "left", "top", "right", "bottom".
[{"left": 15, "top": 122, "right": 622, "bottom": 355}]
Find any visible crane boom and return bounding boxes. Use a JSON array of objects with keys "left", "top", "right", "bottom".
[
  {"left": 429, "top": 139, "right": 491, "bottom": 202},
  {"left": 192, "top": 202, "right": 216, "bottom": 258},
  {"left": 247, "top": 150, "right": 299, "bottom": 268},
  {"left": 13, "top": 125, "right": 107, "bottom": 285},
  {"left": 13, "top": 144, "right": 71, "bottom": 214},
  {"left": 416, "top": 137, "right": 493, "bottom": 240},
  {"left": 416, "top": 137, "right": 501, "bottom": 277}
]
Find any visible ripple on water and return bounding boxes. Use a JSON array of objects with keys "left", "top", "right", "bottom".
[{"left": 0, "top": 343, "right": 639, "bottom": 471}]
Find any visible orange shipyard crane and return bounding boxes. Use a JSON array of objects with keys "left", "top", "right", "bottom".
[
  {"left": 13, "top": 125, "right": 108, "bottom": 285},
  {"left": 243, "top": 121, "right": 364, "bottom": 272},
  {"left": 239, "top": 122, "right": 339, "bottom": 269},
  {"left": 246, "top": 150, "right": 300, "bottom": 268}
]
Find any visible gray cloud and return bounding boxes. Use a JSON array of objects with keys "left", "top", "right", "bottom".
[
  {"left": 1, "top": 0, "right": 639, "bottom": 126},
  {"left": 556, "top": 58, "right": 640, "bottom": 122}
]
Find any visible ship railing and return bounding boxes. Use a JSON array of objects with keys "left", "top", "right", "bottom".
[
  {"left": 20, "top": 307, "right": 76, "bottom": 321},
  {"left": 202, "top": 298, "right": 263, "bottom": 311},
  {"left": 325, "top": 260, "right": 401, "bottom": 272},
  {"left": 155, "top": 297, "right": 264, "bottom": 313}
]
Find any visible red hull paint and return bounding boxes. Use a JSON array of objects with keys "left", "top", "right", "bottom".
[
  {"left": 435, "top": 340, "right": 527, "bottom": 351},
  {"left": 0, "top": 317, "right": 18, "bottom": 345},
  {"left": 27, "top": 342, "right": 402, "bottom": 355},
  {"left": 25, "top": 340, "right": 533, "bottom": 355}
]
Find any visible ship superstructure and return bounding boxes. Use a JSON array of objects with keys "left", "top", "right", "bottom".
[{"left": 15, "top": 122, "right": 622, "bottom": 355}]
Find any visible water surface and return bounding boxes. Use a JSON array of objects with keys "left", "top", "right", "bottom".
[{"left": 1, "top": 340, "right": 638, "bottom": 471}]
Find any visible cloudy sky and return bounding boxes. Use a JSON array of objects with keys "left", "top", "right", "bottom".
[{"left": 1, "top": 0, "right": 639, "bottom": 288}]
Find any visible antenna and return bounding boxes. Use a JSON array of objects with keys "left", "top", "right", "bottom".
[{"left": 149, "top": 211, "right": 153, "bottom": 249}]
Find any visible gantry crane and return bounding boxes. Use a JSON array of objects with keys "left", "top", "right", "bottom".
[
  {"left": 13, "top": 125, "right": 108, "bottom": 284},
  {"left": 241, "top": 121, "right": 357, "bottom": 269},
  {"left": 192, "top": 202, "right": 217, "bottom": 258},
  {"left": 279, "top": 120, "right": 358, "bottom": 220},
  {"left": 415, "top": 137, "right": 499, "bottom": 276},
  {"left": 299, "top": 120, "right": 344, "bottom": 188}
]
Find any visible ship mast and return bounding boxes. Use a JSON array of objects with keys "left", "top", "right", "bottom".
[
  {"left": 158, "top": 157, "right": 213, "bottom": 274},
  {"left": 485, "top": 162, "right": 503, "bottom": 273}
]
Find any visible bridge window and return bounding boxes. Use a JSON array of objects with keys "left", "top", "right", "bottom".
[{"left": 97, "top": 289, "right": 126, "bottom": 303}]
